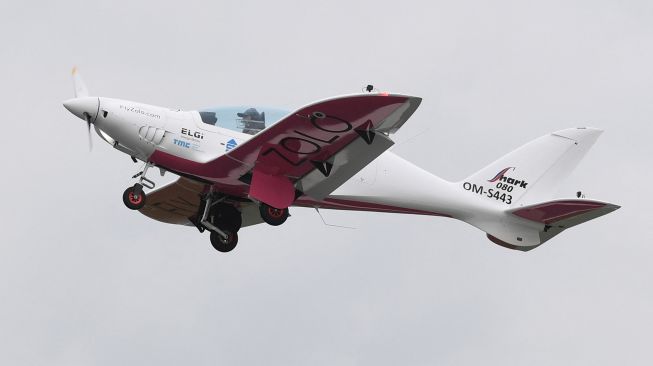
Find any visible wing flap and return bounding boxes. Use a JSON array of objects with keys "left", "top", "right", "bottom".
[
  {"left": 139, "top": 177, "right": 205, "bottom": 225},
  {"left": 139, "top": 177, "right": 265, "bottom": 228},
  {"left": 297, "top": 132, "right": 394, "bottom": 200}
]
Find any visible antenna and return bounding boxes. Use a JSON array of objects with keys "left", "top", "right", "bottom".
[{"left": 314, "top": 208, "right": 356, "bottom": 229}]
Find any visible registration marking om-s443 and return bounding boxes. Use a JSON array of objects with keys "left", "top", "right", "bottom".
[{"left": 462, "top": 182, "right": 513, "bottom": 204}]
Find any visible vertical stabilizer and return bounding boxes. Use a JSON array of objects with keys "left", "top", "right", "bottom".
[
  {"left": 462, "top": 128, "right": 603, "bottom": 207},
  {"left": 458, "top": 127, "right": 619, "bottom": 251}
]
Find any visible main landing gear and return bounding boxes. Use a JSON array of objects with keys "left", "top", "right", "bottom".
[
  {"left": 195, "top": 194, "right": 291, "bottom": 253},
  {"left": 259, "top": 203, "right": 289, "bottom": 226},
  {"left": 123, "top": 162, "right": 156, "bottom": 210},
  {"left": 120, "top": 162, "right": 290, "bottom": 253},
  {"left": 210, "top": 230, "right": 238, "bottom": 253},
  {"left": 198, "top": 189, "right": 242, "bottom": 253},
  {"left": 197, "top": 196, "right": 290, "bottom": 253}
]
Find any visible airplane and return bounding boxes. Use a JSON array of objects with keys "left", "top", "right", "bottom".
[{"left": 63, "top": 68, "right": 619, "bottom": 253}]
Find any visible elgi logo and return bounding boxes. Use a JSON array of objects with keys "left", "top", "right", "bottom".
[{"left": 181, "top": 128, "right": 204, "bottom": 140}]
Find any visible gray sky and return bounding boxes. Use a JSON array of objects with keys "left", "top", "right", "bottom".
[{"left": 0, "top": 0, "right": 651, "bottom": 365}]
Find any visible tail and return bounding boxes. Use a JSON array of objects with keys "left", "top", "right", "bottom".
[{"left": 460, "top": 127, "right": 619, "bottom": 251}]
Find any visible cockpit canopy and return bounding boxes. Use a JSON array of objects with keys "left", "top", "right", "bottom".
[{"left": 198, "top": 106, "right": 289, "bottom": 135}]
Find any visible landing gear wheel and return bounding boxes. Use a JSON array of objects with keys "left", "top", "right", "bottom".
[
  {"left": 123, "top": 185, "right": 146, "bottom": 210},
  {"left": 259, "top": 203, "right": 289, "bottom": 226},
  {"left": 210, "top": 230, "right": 238, "bottom": 252},
  {"left": 211, "top": 203, "right": 242, "bottom": 232}
]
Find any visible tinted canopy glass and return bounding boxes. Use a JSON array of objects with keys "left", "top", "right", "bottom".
[{"left": 199, "top": 106, "right": 289, "bottom": 135}]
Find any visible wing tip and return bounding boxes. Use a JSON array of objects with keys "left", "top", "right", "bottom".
[{"left": 552, "top": 127, "right": 604, "bottom": 142}]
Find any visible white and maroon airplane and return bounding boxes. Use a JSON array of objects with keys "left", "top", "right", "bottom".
[{"left": 63, "top": 69, "right": 619, "bottom": 253}]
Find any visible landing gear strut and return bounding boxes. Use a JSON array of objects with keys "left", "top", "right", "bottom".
[
  {"left": 123, "top": 162, "right": 156, "bottom": 210},
  {"left": 211, "top": 203, "right": 242, "bottom": 233},
  {"left": 198, "top": 188, "right": 241, "bottom": 252},
  {"left": 259, "top": 203, "right": 289, "bottom": 226}
]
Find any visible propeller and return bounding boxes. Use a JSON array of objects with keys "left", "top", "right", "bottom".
[
  {"left": 83, "top": 112, "right": 93, "bottom": 151},
  {"left": 69, "top": 67, "right": 93, "bottom": 151}
]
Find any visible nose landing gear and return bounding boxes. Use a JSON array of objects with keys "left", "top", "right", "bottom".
[{"left": 122, "top": 162, "right": 156, "bottom": 211}]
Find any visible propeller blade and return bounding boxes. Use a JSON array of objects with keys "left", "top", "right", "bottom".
[
  {"left": 84, "top": 112, "right": 93, "bottom": 151},
  {"left": 72, "top": 67, "right": 89, "bottom": 98}
]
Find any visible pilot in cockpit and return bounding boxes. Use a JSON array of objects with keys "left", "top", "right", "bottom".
[{"left": 237, "top": 108, "right": 266, "bottom": 135}]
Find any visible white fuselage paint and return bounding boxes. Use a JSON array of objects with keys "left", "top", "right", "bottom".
[
  {"left": 83, "top": 97, "right": 538, "bottom": 249},
  {"left": 64, "top": 90, "right": 618, "bottom": 251},
  {"left": 96, "top": 98, "right": 251, "bottom": 163}
]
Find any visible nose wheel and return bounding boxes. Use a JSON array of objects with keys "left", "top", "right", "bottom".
[{"left": 123, "top": 184, "right": 146, "bottom": 210}]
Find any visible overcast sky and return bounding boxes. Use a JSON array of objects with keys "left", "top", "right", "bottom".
[{"left": 0, "top": 0, "right": 651, "bottom": 365}]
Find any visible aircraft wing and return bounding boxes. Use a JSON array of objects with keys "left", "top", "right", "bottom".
[
  {"left": 221, "top": 93, "right": 421, "bottom": 208},
  {"left": 148, "top": 93, "right": 421, "bottom": 208},
  {"left": 139, "top": 177, "right": 264, "bottom": 228},
  {"left": 232, "top": 94, "right": 421, "bottom": 208}
]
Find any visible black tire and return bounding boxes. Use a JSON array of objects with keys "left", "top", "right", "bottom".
[
  {"left": 211, "top": 203, "right": 242, "bottom": 232},
  {"left": 259, "top": 203, "right": 289, "bottom": 226},
  {"left": 123, "top": 186, "right": 146, "bottom": 210},
  {"left": 210, "top": 230, "right": 238, "bottom": 252}
]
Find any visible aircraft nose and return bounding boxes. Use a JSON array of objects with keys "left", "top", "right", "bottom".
[{"left": 63, "top": 97, "right": 99, "bottom": 122}]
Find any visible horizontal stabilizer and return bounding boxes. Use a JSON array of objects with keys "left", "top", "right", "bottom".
[
  {"left": 485, "top": 199, "right": 620, "bottom": 251},
  {"left": 510, "top": 199, "right": 620, "bottom": 226},
  {"left": 476, "top": 198, "right": 619, "bottom": 251}
]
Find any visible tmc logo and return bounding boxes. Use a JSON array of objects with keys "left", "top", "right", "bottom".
[
  {"left": 173, "top": 139, "right": 190, "bottom": 148},
  {"left": 488, "top": 167, "right": 528, "bottom": 188},
  {"left": 226, "top": 138, "right": 237, "bottom": 152}
]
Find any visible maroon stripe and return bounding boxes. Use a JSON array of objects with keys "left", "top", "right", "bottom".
[{"left": 294, "top": 197, "right": 451, "bottom": 217}]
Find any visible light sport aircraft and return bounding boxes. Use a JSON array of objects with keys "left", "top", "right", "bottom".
[{"left": 63, "top": 69, "right": 619, "bottom": 253}]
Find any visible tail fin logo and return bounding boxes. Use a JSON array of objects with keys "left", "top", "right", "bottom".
[
  {"left": 487, "top": 167, "right": 529, "bottom": 188},
  {"left": 488, "top": 167, "right": 514, "bottom": 182}
]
